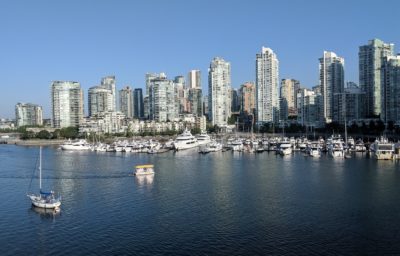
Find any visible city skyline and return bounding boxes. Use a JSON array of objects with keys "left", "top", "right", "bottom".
[{"left": 1, "top": 0, "right": 400, "bottom": 118}]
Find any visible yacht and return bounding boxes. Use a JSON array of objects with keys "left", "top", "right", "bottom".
[
  {"left": 199, "top": 140, "right": 223, "bottom": 154},
  {"left": 60, "top": 139, "right": 91, "bottom": 151},
  {"left": 327, "top": 135, "right": 344, "bottom": 158},
  {"left": 307, "top": 142, "right": 321, "bottom": 157},
  {"left": 278, "top": 142, "right": 292, "bottom": 156},
  {"left": 196, "top": 131, "right": 211, "bottom": 146},
  {"left": 173, "top": 128, "right": 199, "bottom": 151},
  {"left": 370, "top": 137, "right": 394, "bottom": 160}
]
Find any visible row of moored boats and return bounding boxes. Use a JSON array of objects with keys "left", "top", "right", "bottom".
[{"left": 59, "top": 130, "right": 400, "bottom": 160}]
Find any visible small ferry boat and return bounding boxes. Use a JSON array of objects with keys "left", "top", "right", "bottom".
[{"left": 134, "top": 164, "right": 155, "bottom": 175}]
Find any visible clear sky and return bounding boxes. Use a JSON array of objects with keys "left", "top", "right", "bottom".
[{"left": 1, "top": 0, "right": 399, "bottom": 118}]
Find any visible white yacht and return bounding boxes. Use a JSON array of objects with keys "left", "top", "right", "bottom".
[
  {"left": 196, "top": 131, "right": 211, "bottom": 146},
  {"left": 173, "top": 128, "right": 199, "bottom": 151},
  {"left": 307, "top": 142, "right": 321, "bottom": 157},
  {"left": 199, "top": 140, "right": 223, "bottom": 154},
  {"left": 370, "top": 137, "right": 394, "bottom": 160},
  {"left": 278, "top": 142, "right": 292, "bottom": 156},
  {"left": 327, "top": 136, "right": 344, "bottom": 158},
  {"left": 60, "top": 139, "right": 91, "bottom": 151}
]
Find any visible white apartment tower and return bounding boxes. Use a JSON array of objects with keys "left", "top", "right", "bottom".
[
  {"left": 51, "top": 81, "right": 84, "bottom": 128},
  {"left": 188, "top": 70, "right": 201, "bottom": 89},
  {"left": 208, "top": 57, "right": 231, "bottom": 126},
  {"left": 319, "top": 51, "right": 345, "bottom": 124},
  {"left": 15, "top": 103, "right": 43, "bottom": 127},
  {"left": 88, "top": 85, "right": 114, "bottom": 116},
  {"left": 256, "top": 47, "right": 279, "bottom": 124},
  {"left": 101, "top": 76, "right": 117, "bottom": 111}
]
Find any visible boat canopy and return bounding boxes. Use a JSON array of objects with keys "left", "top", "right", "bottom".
[
  {"left": 135, "top": 164, "right": 154, "bottom": 169},
  {"left": 40, "top": 190, "right": 53, "bottom": 196}
]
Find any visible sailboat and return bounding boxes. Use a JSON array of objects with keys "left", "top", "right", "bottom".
[{"left": 27, "top": 147, "right": 61, "bottom": 209}]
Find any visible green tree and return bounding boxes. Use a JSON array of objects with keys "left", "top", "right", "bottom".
[
  {"left": 37, "top": 130, "right": 51, "bottom": 139},
  {"left": 60, "top": 127, "right": 79, "bottom": 139}
]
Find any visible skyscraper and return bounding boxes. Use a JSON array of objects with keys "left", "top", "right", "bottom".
[
  {"left": 381, "top": 55, "right": 400, "bottom": 123},
  {"left": 359, "top": 39, "right": 394, "bottom": 118},
  {"left": 15, "top": 103, "right": 43, "bottom": 127},
  {"left": 231, "top": 89, "right": 240, "bottom": 112},
  {"left": 101, "top": 76, "right": 117, "bottom": 111},
  {"left": 188, "top": 70, "right": 201, "bottom": 89},
  {"left": 280, "top": 79, "right": 300, "bottom": 120},
  {"left": 188, "top": 88, "right": 203, "bottom": 117},
  {"left": 119, "top": 86, "right": 133, "bottom": 118},
  {"left": 51, "top": 81, "right": 84, "bottom": 128},
  {"left": 239, "top": 82, "right": 256, "bottom": 115},
  {"left": 133, "top": 88, "right": 144, "bottom": 119},
  {"left": 344, "top": 82, "right": 363, "bottom": 123},
  {"left": 256, "top": 47, "right": 279, "bottom": 124},
  {"left": 174, "top": 76, "right": 187, "bottom": 114},
  {"left": 208, "top": 57, "right": 231, "bottom": 126},
  {"left": 88, "top": 85, "right": 114, "bottom": 116},
  {"left": 148, "top": 75, "right": 178, "bottom": 122},
  {"left": 319, "top": 51, "right": 345, "bottom": 124}
]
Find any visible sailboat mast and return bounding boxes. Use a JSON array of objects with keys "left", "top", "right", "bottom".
[{"left": 39, "top": 146, "right": 42, "bottom": 190}]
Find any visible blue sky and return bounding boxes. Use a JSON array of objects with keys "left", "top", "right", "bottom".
[{"left": 1, "top": 0, "right": 399, "bottom": 118}]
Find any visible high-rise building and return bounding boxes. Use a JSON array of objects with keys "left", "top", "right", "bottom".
[
  {"left": 51, "top": 81, "right": 84, "bottom": 128},
  {"left": 101, "top": 76, "right": 117, "bottom": 111},
  {"left": 15, "top": 103, "right": 43, "bottom": 127},
  {"left": 203, "top": 95, "right": 209, "bottom": 117},
  {"left": 381, "top": 55, "right": 400, "bottom": 123},
  {"left": 133, "top": 88, "right": 144, "bottom": 119},
  {"left": 297, "top": 88, "right": 316, "bottom": 127},
  {"left": 188, "top": 70, "right": 201, "bottom": 89},
  {"left": 256, "top": 47, "right": 279, "bottom": 124},
  {"left": 119, "top": 86, "right": 133, "bottom": 118},
  {"left": 174, "top": 76, "right": 188, "bottom": 114},
  {"left": 145, "top": 73, "right": 166, "bottom": 119},
  {"left": 319, "top": 51, "right": 345, "bottom": 124},
  {"left": 239, "top": 82, "right": 256, "bottom": 115},
  {"left": 359, "top": 39, "right": 394, "bottom": 118},
  {"left": 188, "top": 88, "right": 203, "bottom": 117},
  {"left": 208, "top": 57, "right": 231, "bottom": 126},
  {"left": 280, "top": 79, "right": 300, "bottom": 120},
  {"left": 88, "top": 85, "right": 114, "bottom": 116},
  {"left": 148, "top": 75, "right": 178, "bottom": 122},
  {"left": 231, "top": 89, "right": 240, "bottom": 112},
  {"left": 344, "top": 82, "right": 363, "bottom": 123}
]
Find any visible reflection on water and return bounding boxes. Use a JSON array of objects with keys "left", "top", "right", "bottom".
[
  {"left": 1, "top": 145, "right": 400, "bottom": 255},
  {"left": 30, "top": 205, "right": 61, "bottom": 220},
  {"left": 135, "top": 174, "right": 154, "bottom": 187}
]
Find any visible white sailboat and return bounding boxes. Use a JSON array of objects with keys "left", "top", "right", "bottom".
[{"left": 27, "top": 147, "right": 61, "bottom": 209}]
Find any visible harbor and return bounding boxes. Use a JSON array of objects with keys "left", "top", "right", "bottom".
[{"left": 0, "top": 144, "right": 400, "bottom": 255}]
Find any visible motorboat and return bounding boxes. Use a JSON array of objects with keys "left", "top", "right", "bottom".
[
  {"left": 173, "top": 128, "right": 199, "bottom": 151},
  {"left": 60, "top": 139, "right": 91, "bottom": 151},
  {"left": 307, "top": 142, "right": 321, "bottom": 157},
  {"left": 199, "top": 141, "right": 223, "bottom": 154},
  {"left": 370, "top": 137, "right": 394, "bottom": 160},
  {"left": 327, "top": 135, "right": 344, "bottom": 158},
  {"left": 196, "top": 131, "right": 211, "bottom": 146},
  {"left": 278, "top": 142, "right": 292, "bottom": 156}
]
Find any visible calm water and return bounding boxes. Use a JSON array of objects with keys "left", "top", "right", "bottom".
[{"left": 0, "top": 145, "right": 400, "bottom": 255}]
